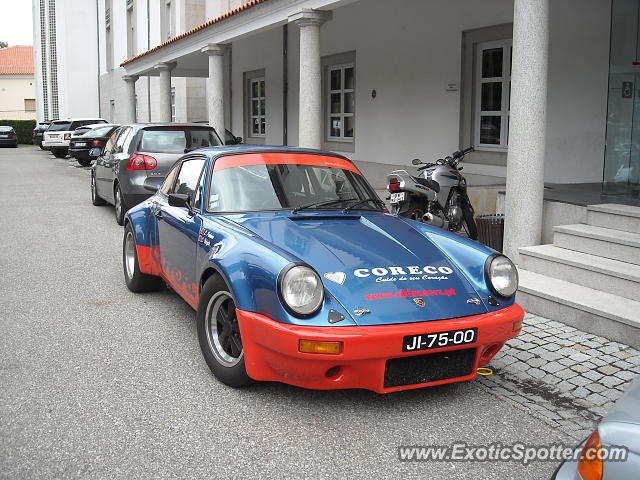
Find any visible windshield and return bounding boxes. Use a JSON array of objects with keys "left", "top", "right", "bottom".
[
  {"left": 206, "top": 153, "right": 381, "bottom": 213},
  {"left": 140, "top": 127, "right": 222, "bottom": 153},
  {"left": 82, "top": 126, "right": 113, "bottom": 137},
  {"left": 48, "top": 122, "right": 71, "bottom": 131}
]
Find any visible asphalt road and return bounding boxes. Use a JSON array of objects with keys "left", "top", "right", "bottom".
[{"left": 1, "top": 146, "right": 570, "bottom": 479}]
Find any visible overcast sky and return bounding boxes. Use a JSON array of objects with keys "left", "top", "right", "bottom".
[{"left": 0, "top": 0, "right": 33, "bottom": 46}]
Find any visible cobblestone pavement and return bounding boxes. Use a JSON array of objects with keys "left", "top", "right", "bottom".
[{"left": 479, "top": 313, "right": 640, "bottom": 441}]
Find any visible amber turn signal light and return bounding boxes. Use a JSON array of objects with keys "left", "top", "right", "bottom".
[
  {"left": 299, "top": 340, "right": 343, "bottom": 355},
  {"left": 577, "top": 429, "right": 603, "bottom": 480},
  {"left": 513, "top": 319, "right": 523, "bottom": 332}
]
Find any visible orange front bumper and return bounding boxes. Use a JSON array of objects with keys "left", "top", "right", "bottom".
[{"left": 237, "top": 304, "right": 524, "bottom": 393}]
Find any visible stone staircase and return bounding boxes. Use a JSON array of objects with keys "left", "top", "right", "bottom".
[{"left": 517, "top": 204, "right": 640, "bottom": 349}]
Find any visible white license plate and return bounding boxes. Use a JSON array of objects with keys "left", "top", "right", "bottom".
[
  {"left": 390, "top": 192, "right": 406, "bottom": 203},
  {"left": 50, "top": 134, "right": 59, "bottom": 138},
  {"left": 0, "top": 135, "right": 7, "bottom": 138},
  {"left": 403, "top": 328, "right": 478, "bottom": 352},
  {"left": 74, "top": 142, "right": 87, "bottom": 147}
]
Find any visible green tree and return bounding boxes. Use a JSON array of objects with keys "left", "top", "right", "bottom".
[{"left": 0, "top": 41, "right": 8, "bottom": 48}]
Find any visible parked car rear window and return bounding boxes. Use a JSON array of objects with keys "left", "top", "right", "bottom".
[
  {"left": 0, "top": 126, "right": 14, "bottom": 132},
  {"left": 139, "top": 128, "right": 222, "bottom": 154},
  {"left": 48, "top": 122, "right": 72, "bottom": 131},
  {"left": 70, "top": 120, "right": 106, "bottom": 130},
  {"left": 83, "top": 126, "right": 114, "bottom": 137}
]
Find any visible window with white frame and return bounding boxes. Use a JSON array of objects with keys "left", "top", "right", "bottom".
[
  {"left": 474, "top": 39, "right": 512, "bottom": 150},
  {"left": 249, "top": 77, "right": 265, "bottom": 137},
  {"left": 170, "top": 87, "right": 176, "bottom": 122},
  {"left": 327, "top": 64, "right": 354, "bottom": 141}
]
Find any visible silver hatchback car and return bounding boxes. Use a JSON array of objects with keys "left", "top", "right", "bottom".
[{"left": 91, "top": 123, "right": 222, "bottom": 224}]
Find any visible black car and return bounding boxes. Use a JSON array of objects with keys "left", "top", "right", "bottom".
[
  {"left": 92, "top": 123, "right": 223, "bottom": 225},
  {"left": 0, "top": 126, "right": 18, "bottom": 148},
  {"left": 69, "top": 124, "right": 119, "bottom": 166},
  {"left": 32, "top": 122, "right": 51, "bottom": 149}
]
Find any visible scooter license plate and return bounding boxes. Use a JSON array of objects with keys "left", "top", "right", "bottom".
[{"left": 390, "top": 192, "right": 406, "bottom": 204}]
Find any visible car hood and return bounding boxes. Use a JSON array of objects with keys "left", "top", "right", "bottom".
[{"left": 226, "top": 211, "right": 492, "bottom": 325}]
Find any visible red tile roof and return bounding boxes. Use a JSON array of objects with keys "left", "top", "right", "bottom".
[
  {"left": 0, "top": 46, "right": 34, "bottom": 75},
  {"left": 121, "top": 0, "right": 268, "bottom": 66}
]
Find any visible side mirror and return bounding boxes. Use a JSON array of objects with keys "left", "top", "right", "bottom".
[
  {"left": 143, "top": 177, "right": 165, "bottom": 192},
  {"left": 411, "top": 158, "right": 422, "bottom": 165},
  {"left": 235, "top": 136, "right": 243, "bottom": 144},
  {"left": 89, "top": 147, "right": 102, "bottom": 158},
  {"left": 168, "top": 193, "right": 194, "bottom": 215}
]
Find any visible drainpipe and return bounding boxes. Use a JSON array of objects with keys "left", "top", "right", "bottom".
[
  {"left": 282, "top": 24, "right": 288, "bottom": 146},
  {"left": 147, "top": 0, "right": 151, "bottom": 121},
  {"left": 96, "top": 0, "right": 101, "bottom": 117}
]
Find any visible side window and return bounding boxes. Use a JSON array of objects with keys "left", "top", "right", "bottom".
[
  {"left": 103, "top": 130, "right": 119, "bottom": 155},
  {"left": 114, "top": 127, "right": 132, "bottom": 153},
  {"left": 173, "top": 159, "right": 206, "bottom": 202},
  {"left": 160, "top": 164, "right": 180, "bottom": 196}
]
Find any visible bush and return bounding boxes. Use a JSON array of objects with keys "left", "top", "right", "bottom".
[{"left": 0, "top": 120, "right": 37, "bottom": 144}]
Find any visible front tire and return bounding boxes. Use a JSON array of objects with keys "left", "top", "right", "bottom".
[
  {"left": 91, "top": 172, "right": 106, "bottom": 206},
  {"left": 114, "top": 184, "right": 126, "bottom": 226},
  {"left": 461, "top": 198, "right": 478, "bottom": 240},
  {"left": 197, "top": 275, "right": 252, "bottom": 388},
  {"left": 123, "top": 223, "right": 162, "bottom": 293}
]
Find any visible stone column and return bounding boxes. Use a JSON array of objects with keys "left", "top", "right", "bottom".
[
  {"left": 504, "top": 0, "right": 549, "bottom": 264},
  {"left": 201, "top": 44, "right": 226, "bottom": 141},
  {"left": 154, "top": 62, "right": 176, "bottom": 122},
  {"left": 122, "top": 75, "right": 138, "bottom": 123},
  {"left": 289, "top": 9, "right": 332, "bottom": 149}
]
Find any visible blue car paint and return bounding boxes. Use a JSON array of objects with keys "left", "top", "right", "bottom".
[{"left": 125, "top": 146, "right": 513, "bottom": 328}]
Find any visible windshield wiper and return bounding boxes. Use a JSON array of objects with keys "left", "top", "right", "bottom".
[
  {"left": 291, "top": 198, "right": 357, "bottom": 214},
  {"left": 342, "top": 197, "right": 386, "bottom": 213}
]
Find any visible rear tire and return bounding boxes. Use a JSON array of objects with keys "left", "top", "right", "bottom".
[
  {"left": 123, "top": 223, "right": 162, "bottom": 293},
  {"left": 91, "top": 172, "right": 106, "bottom": 206},
  {"left": 77, "top": 158, "right": 91, "bottom": 167},
  {"left": 197, "top": 275, "right": 253, "bottom": 388},
  {"left": 39, "top": 144, "right": 46, "bottom": 150},
  {"left": 53, "top": 148, "right": 67, "bottom": 158},
  {"left": 114, "top": 184, "right": 126, "bottom": 226}
]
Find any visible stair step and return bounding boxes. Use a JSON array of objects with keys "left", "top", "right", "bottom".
[
  {"left": 518, "top": 244, "right": 640, "bottom": 301},
  {"left": 517, "top": 269, "right": 640, "bottom": 349},
  {"left": 587, "top": 203, "right": 640, "bottom": 234},
  {"left": 553, "top": 224, "right": 640, "bottom": 265}
]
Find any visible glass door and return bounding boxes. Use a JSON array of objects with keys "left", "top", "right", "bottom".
[{"left": 604, "top": 0, "right": 640, "bottom": 195}]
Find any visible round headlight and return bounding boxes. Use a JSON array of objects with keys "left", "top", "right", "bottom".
[
  {"left": 487, "top": 255, "right": 518, "bottom": 298},
  {"left": 279, "top": 265, "right": 324, "bottom": 316}
]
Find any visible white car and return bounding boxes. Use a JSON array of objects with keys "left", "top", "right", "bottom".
[{"left": 43, "top": 118, "right": 108, "bottom": 158}]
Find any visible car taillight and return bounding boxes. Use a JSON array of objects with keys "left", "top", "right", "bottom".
[
  {"left": 388, "top": 178, "right": 401, "bottom": 192},
  {"left": 64, "top": 133, "right": 71, "bottom": 141},
  {"left": 10, "top": 132, "right": 17, "bottom": 138},
  {"left": 126, "top": 154, "right": 157, "bottom": 171},
  {"left": 91, "top": 139, "right": 104, "bottom": 147}
]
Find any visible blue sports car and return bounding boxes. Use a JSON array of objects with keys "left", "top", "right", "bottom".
[{"left": 123, "top": 146, "right": 524, "bottom": 393}]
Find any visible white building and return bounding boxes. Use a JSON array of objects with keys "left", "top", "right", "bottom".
[
  {"left": 32, "top": 0, "right": 101, "bottom": 122},
  {"left": 0, "top": 46, "right": 36, "bottom": 121}
]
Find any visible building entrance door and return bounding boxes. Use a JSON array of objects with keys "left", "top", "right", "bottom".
[{"left": 604, "top": 0, "right": 640, "bottom": 196}]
